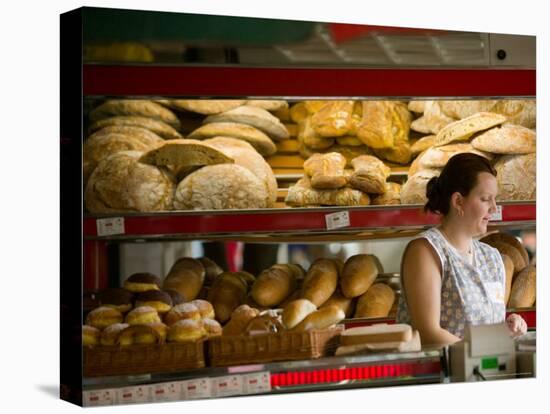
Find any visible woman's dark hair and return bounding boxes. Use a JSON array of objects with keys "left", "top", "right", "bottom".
[{"left": 424, "top": 152, "right": 496, "bottom": 215}]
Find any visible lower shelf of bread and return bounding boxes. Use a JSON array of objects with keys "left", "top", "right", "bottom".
[{"left": 82, "top": 348, "right": 443, "bottom": 406}]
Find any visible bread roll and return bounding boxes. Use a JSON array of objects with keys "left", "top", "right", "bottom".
[
  {"left": 508, "top": 265, "right": 536, "bottom": 308},
  {"left": 207, "top": 272, "right": 248, "bottom": 323},
  {"left": 82, "top": 325, "right": 100, "bottom": 346},
  {"left": 410, "top": 135, "right": 436, "bottom": 156},
  {"left": 494, "top": 153, "right": 536, "bottom": 201},
  {"left": 292, "top": 305, "right": 345, "bottom": 331},
  {"left": 189, "top": 299, "right": 215, "bottom": 320},
  {"left": 163, "top": 303, "right": 201, "bottom": 326},
  {"left": 285, "top": 176, "right": 370, "bottom": 207},
  {"left": 471, "top": 124, "right": 536, "bottom": 154},
  {"left": 244, "top": 314, "right": 285, "bottom": 336},
  {"left": 89, "top": 99, "right": 181, "bottom": 129},
  {"left": 118, "top": 324, "right": 163, "bottom": 346},
  {"left": 163, "top": 258, "right": 205, "bottom": 301},
  {"left": 278, "top": 289, "right": 302, "bottom": 309},
  {"left": 86, "top": 306, "right": 124, "bottom": 330},
  {"left": 356, "top": 101, "right": 395, "bottom": 149},
  {"left": 97, "top": 288, "right": 134, "bottom": 313},
  {"left": 290, "top": 102, "right": 309, "bottom": 124},
  {"left": 135, "top": 290, "right": 173, "bottom": 314},
  {"left": 481, "top": 232, "right": 530, "bottom": 266},
  {"left": 319, "top": 290, "right": 355, "bottom": 318},
  {"left": 408, "top": 100, "right": 426, "bottom": 113},
  {"left": 125, "top": 306, "right": 161, "bottom": 325},
  {"left": 282, "top": 299, "right": 317, "bottom": 329},
  {"left": 303, "top": 152, "right": 348, "bottom": 189},
  {"left": 251, "top": 266, "right": 297, "bottom": 307},
  {"left": 164, "top": 289, "right": 185, "bottom": 306},
  {"left": 434, "top": 112, "right": 506, "bottom": 147},
  {"left": 88, "top": 115, "right": 183, "bottom": 140},
  {"left": 400, "top": 169, "right": 440, "bottom": 205},
  {"left": 187, "top": 122, "right": 276, "bottom": 156},
  {"left": 164, "top": 99, "right": 246, "bottom": 115},
  {"left": 372, "top": 182, "right": 402, "bottom": 205},
  {"left": 501, "top": 254, "right": 515, "bottom": 305},
  {"left": 410, "top": 101, "right": 455, "bottom": 134},
  {"left": 233, "top": 271, "right": 256, "bottom": 287},
  {"left": 201, "top": 318, "right": 222, "bottom": 338},
  {"left": 299, "top": 117, "right": 335, "bottom": 150},
  {"left": 167, "top": 319, "right": 206, "bottom": 343},
  {"left": 222, "top": 304, "right": 261, "bottom": 336},
  {"left": 349, "top": 155, "right": 391, "bottom": 194},
  {"left": 341, "top": 254, "right": 380, "bottom": 298},
  {"left": 419, "top": 143, "right": 493, "bottom": 169},
  {"left": 354, "top": 283, "right": 396, "bottom": 318},
  {"left": 439, "top": 99, "right": 535, "bottom": 128},
  {"left": 123, "top": 272, "right": 162, "bottom": 293},
  {"left": 302, "top": 259, "right": 339, "bottom": 307},
  {"left": 99, "top": 323, "right": 129, "bottom": 346},
  {"left": 204, "top": 105, "right": 290, "bottom": 140},
  {"left": 174, "top": 164, "right": 268, "bottom": 210},
  {"left": 246, "top": 100, "right": 288, "bottom": 112},
  {"left": 311, "top": 101, "right": 354, "bottom": 137},
  {"left": 198, "top": 257, "right": 224, "bottom": 286}
]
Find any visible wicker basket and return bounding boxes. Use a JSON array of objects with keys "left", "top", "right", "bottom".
[
  {"left": 83, "top": 340, "right": 205, "bottom": 377},
  {"left": 208, "top": 327, "right": 343, "bottom": 367}
]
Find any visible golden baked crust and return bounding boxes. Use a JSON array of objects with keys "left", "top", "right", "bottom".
[
  {"left": 494, "top": 153, "right": 536, "bottom": 201},
  {"left": 85, "top": 151, "right": 175, "bottom": 213},
  {"left": 400, "top": 169, "right": 440, "bottom": 205},
  {"left": 410, "top": 101, "right": 454, "bottom": 134},
  {"left": 410, "top": 135, "right": 436, "bottom": 156},
  {"left": 419, "top": 143, "right": 493, "bottom": 169},
  {"left": 204, "top": 105, "right": 290, "bottom": 140},
  {"left": 125, "top": 306, "right": 161, "bottom": 325},
  {"left": 349, "top": 155, "right": 391, "bottom": 194},
  {"left": 246, "top": 100, "right": 288, "bottom": 112},
  {"left": 303, "top": 152, "right": 347, "bottom": 190},
  {"left": 164, "top": 303, "right": 201, "bottom": 326},
  {"left": 354, "top": 283, "right": 395, "bottom": 318},
  {"left": 372, "top": 182, "right": 402, "bottom": 205},
  {"left": 89, "top": 99, "right": 181, "bottom": 129},
  {"left": 434, "top": 112, "right": 506, "bottom": 147},
  {"left": 82, "top": 325, "right": 101, "bottom": 346},
  {"left": 299, "top": 117, "right": 335, "bottom": 150},
  {"left": 311, "top": 101, "right": 354, "bottom": 137},
  {"left": 471, "top": 124, "right": 536, "bottom": 154},
  {"left": 167, "top": 319, "right": 206, "bottom": 342},
  {"left": 285, "top": 176, "right": 370, "bottom": 207},
  {"left": 164, "top": 99, "right": 246, "bottom": 114},
  {"left": 86, "top": 307, "right": 124, "bottom": 330},
  {"left": 99, "top": 323, "right": 129, "bottom": 346},
  {"left": 88, "top": 116, "right": 183, "bottom": 140}
]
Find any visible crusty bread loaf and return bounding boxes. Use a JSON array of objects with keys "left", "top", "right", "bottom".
[
  {"left": 494, "top": 153, "right": 536, "bottom": 201},
  {"left": 85, "top": 151, "right": 175, "bottom": 213},
  {"left": 292, "top": 305, "right": 345, "bottom": 331},
  {"left": 251, "top": 266, "right": 297, "bottom": 307},
  {"left": 410, "top": 101, "right": 455, "bottom": 134},
  {"left": 410, "top": 135, "right": 436, "bottom": 157},
  {"left": 319, "top": 289, "right": 355, "bottom": 318},
  {"left": 198, "top": 257, "right": 224, "bottom": 286},
  {"left": 204, "top": 105, "right": 290, "bottom": 140},
  {"left": 173, "top": 164, "right": 268, "bottom": 210},
  {"left": 480, "top": 232, "right": 530, "bottom": 266},
  {"left": 302, "top": 259, "right": 339, "bottom": 307},
  {"left": 354, "top": 283, "right": 396, "bottom": 318},
  {"left": 89, "top": 99, "right": 181, "bottom": 129},
  {"left": 371, "top": 103, "right": 412, "bottom": 164},
  {"left": 285, "top": 176, "right": 370, "bottom": 207},
  {"left": 207, "top": 272, "right": 248, "bottom": 323},
  {"left": 138, "top": 139, "right": 234, "bottom": 172},
  {"left": 163, "top": 258, "right": 206, "bottom": 301},
  {"left": 298, "top": 141, "right": 373, "bottom": 167},
  {"left": 163, "top": 99, "right": 246, "bottom": 114},
  {"left": 88, "top": 116, "right": 183, "bottom": 140},
  {"left": 341, "top": 254, "right": 380, "bottom": 298},
  {"left": 289, "top": 102, "right": 309, "bottom": 124},
  {"left": 434, "top": 112, "right": 506, "bottom": 147},
  {"left": 356, "top": 101, "right": 395, "bottom": 149},
  {"left": 222, "top": 304, "right": 260, "bottom": 335},
  {"left": 303, "top": 152, "right": 348, "bottom": 189},
  {"left": 299, "top": 117, "right": 335, "bottom": 150},
  {"left": 400, "top": 169, "right": 440, "bottom": 205},
  {"left": 372, "top": 182, "right": 402, "bottom": 205},
  {"left": 311, "top": 101, "right": 354, "bottom": 137},
  {"left": 373, "top": 142, "right": 413, "bottom": 165},
  {"left": 418, "top": 143, "right": 493, "bottom": 170},
  {"left": 408, "top": 101, "right": 426, "bottom": 113},
  {"left": 204, "top": 137, "right": 278, "bottom": 207},
  {"left": 501, "top": 254, "right": 514, "bottom": 305},
  {"left": 282, "top": 299, "right": 317, "bottom": 329},
  {"left": 246, "top": 100, "right": 288, "bottom": 112},
  {"left": 349, "top": 155, "right": 391, "bottom": 194},
  {"left": 508, "top": 265, "right": 536, "bottom": 308},
  {"left": 471, "top": 124, "right": 536, "bottom": 154},
  {"left": 187, "top": 122, "right": 276, "bottom": 156}
]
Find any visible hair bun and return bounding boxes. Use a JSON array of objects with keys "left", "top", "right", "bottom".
[{"left": 425, "top": 176, "right": 442, "bottom": 213}]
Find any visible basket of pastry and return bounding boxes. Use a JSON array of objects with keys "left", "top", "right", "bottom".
[
  {"left": 208, "top": 298, "right": 344, "bottom": 367},
  {"left": 82, "top": 273, "right": 222, "bottom": 377}
]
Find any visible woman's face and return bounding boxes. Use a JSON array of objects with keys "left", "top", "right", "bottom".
[{"left": 460, "top": 172, "right": 498, "bottom": 236}]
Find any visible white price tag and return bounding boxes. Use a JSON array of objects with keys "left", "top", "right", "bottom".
[
  {"left": 83, "top": 389, "right": 116, "bottom": 406},
  {"left": 489, "top": 205, "right": 503, "bottom": 221},
  {"left": 152, "top": 382, "right": 181, "bottom": 402},
  {"left": 96, "top": 217, "right": 125, "bottom": 236},
  {"left": 117, "top": 385, "right": 150, "bottom": 404},
  {"left": 243, "top": 372, "right": 271, "bottom": 394},
  {"left": 211, "top": 375, "right": 243, "bottom": 397},
  {"left": 182, "top": 378, "right": 211, "bottom": 400},
  {"left": 325, "top": 211, "right": 350, "bottom": 230}
]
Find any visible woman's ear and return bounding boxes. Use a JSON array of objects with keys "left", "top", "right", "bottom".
[{"left": 450, "top": 192, "right": 464, "bottom": 215}]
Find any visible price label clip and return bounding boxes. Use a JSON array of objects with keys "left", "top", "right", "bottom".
[{"left": 325, "top": 211, "right": 350, "bottom": 230}]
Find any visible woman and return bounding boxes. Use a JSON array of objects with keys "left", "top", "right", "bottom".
[{"left": 397, "top": 153, "right": 527, "bottom": 346}]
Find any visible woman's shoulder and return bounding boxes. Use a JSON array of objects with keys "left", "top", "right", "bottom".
[{"left": 476, "top": 239, "right": 503, "bottom": 260}]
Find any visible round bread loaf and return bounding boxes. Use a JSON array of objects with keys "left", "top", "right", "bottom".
[
  {"left": 167, "top": 319, "right": 206, "bottom": 343},
  {"left": 86, "top": 306, "right": 124, "bottom": 330},
  {"left": 164, "top": 99, "right": 246, "bottom": 115},
  {"left": 480, "top": 232, "right": 530, "bottom": 266},
  {"left": 82, "top": 325, "right": 100, "bottom": 346},
  {"left": 282, "top": 299, "right": 317, "bottom": 329},
  {"left": 88, "top": 115, "right": 184, "bottom": 140},
  {"left": 494, "top": 153, "right": 536, "bottom": 201},
  {"left": 340, "top": 254, "right": 380, "bottom": 298},
  {"left": 123, "top": 272, "right": 162, "bottom": 293},
  {"left": 301, "top": 259, "right": 339, "bottom": 307},
  {"left": 135, "top": 290, "right": 173, "bottom": 314},
  {"left": 354, "top": 283, "right": 396, "bottom": 318},
  {"left": 100, "top": 323, "right": 129, "bottom": 346},
  {"left": 508, "top": 265, "right": 536, "bottom": 308},
  {"left": 292, "top": 305, "right": 345, "bottom": 331},
  {"left": 85, "top": 151, "right": 175, "bottom": 213},
  {"left": 97, "top": 288, "right": 134, "bottom": 313},
  {"left": 251, "top": 266, "right": 296, "bottom": 307},
  {"left": 89, "top": 99, "right": 181, "bottom": 129},
  {"left": 125, "top": 306, "right": 161, "bottom": 325},
  {"left": 164, "top": 303, "right": 201, "bottom": 326},
  {"left": 189, "top": 299, "right": 215, "bottom": 320}
]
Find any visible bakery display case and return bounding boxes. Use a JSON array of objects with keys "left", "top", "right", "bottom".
[{"left": 61, "top": 6, "right": 536, "bottom": 407}]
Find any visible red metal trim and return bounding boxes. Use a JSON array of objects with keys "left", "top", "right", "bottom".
[
  {"left": 83, "top": 240, "right": 109, "bottom": 291},
  {"left": 83, "top": 204, "right": 535, "bottom": 238},
  {"left": 506, "top": 309, "right": 536, "bottom": 329},
  {"left": 83, "top": 65, "right": 535, "bottom": 97}
]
